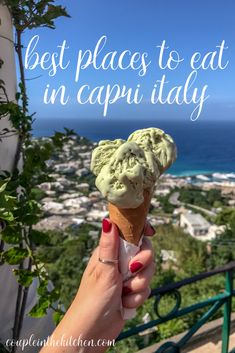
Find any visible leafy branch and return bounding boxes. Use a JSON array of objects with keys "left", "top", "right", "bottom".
[{"left": 0, "top": 1, "right": 71, "bottom": 351}]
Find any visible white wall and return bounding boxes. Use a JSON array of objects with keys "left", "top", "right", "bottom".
[{"left": 0, "top": 4, "right": 18, "bottom": 172}]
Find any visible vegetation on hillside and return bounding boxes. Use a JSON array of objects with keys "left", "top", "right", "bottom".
[{"left": 179, "top": 187, "right": 225, "bottom": 209}]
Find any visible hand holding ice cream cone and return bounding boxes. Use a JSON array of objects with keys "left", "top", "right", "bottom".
[{"left": 91, "top": 127, "right": 177, "bottom": 319}]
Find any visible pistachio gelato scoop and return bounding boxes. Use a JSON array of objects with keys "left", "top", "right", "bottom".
[
  {"left": 91, "top": 128, "right": 177, "bottom": 208},
  {"left": 128, "top": 128, "right": 177, "bottom": 173}
]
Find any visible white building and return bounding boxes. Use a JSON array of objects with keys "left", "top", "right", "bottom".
[
  {"left": 180, "top": 211, "right": 224, "bottom": 241},
  {"left": 86, "top": 209, "right": 109, "bottom": 222},
  {"left": 76, "top": 168, "right": 89, "bottom": 177},
  {"left": 161, "top": 250, "right": 177, "bottom": 263},
  {"left": 42, "top": 201, "right": 64, "bottom": 213},
  {"left": 180, "top": 212, "right": 210, "bottom": 237},
  {"left": 77, "top": 182, "right": 90, "bottom": 191},
  {"left": 63, "top": 196, "right": 91, "bottom": 208},
  {"left": 154, "top": 188, "right": 171, "bottom": 197},
  {"left": 54, "top": 163, "right": 76, "bottom": 174}
]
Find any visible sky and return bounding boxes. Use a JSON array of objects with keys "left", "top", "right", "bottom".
[{"left": 20, "top": 0, "right": 235, "bottom": 122}]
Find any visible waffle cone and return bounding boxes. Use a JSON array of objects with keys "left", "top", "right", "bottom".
[{"left": 108, "top": 189, "right": 152, "bottom": 245}]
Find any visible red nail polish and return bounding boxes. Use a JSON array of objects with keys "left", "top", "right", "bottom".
[
  {"left": 122, "top": 287, "right": 132, "bottom": 295},
  {"left": 130, "top": 261, "right": 143, "bottom": 273},
  {"left": 102, "top": 218, "right": 112, "bottom": 233}
]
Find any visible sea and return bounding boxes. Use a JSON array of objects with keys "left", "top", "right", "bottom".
[{"left": 33, "top": 119, "right": 235, "bottom": 177}]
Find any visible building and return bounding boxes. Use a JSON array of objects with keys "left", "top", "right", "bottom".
[
  {"left": 161, "top": 250, "right": 177, "bottom": 263},
  {"left": 180, "top": 212, "right": 210, "bottom": 238},
  {"left": 180, "top": 211, "right": 225, "bottom": 241}
]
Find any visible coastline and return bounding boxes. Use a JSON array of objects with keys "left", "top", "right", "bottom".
[
  {"left": 169, "top": 170, "right": 219, "bottom": 177},
  {"left": 34, "top": 132, "right": 235, "bottom": 237},
  {"left": 168, "top": 170, "right": 215, "bottom": 177},
  {"left": 33, "top": 119, "right": 235, "bottom": 178}
]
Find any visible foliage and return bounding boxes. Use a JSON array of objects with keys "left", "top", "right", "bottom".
[
  {"left": 0, "top": 131, "right": 73, "bottom": 327},
  {"left": 0, "top": 180, "right": 17, "bottom": 222},
  {"left": 179, "top": 187, "right": 224, "bottom": 209},
  {"left": 36, "top": 224, "right": 99, "bottom": 308},
  {"left": 153, "top": 225, "right": 208, "bottom": 277},
  {"left": 0, "top": 343, "right": 10, "bottom": 353},
  {"left": 157, "top": 194, "right": 175, "bottom": 214},
  {"left": 209, "top": 208, "right": 235, "bottom": 268},
  {"left": 0, "top": 0, "right": 70, "bottom": 348},
  {"left": 3, "top": 0, "right": 70, "bottom": 31},
  {"left": 215, "top": 208, "right": 235, "bottom": 227}
]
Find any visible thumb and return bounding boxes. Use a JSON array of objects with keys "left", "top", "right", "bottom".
[{"left": 98, "top": 218, "right": 120, "bottom": 267}]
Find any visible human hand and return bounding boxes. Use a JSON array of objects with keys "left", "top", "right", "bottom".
[{"left": 40, "top": 219, "right": 155, "bottom": 353}]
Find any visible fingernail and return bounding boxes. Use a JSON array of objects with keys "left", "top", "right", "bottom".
[
  {"left": 130, "top": 261, "right": 143, "bottom": 273},
  {"left": 102, "top": 218, "right": 112, "bottom": 233},
  {"left": 122, "top": 287, "right": 132, "bottom": 295}
]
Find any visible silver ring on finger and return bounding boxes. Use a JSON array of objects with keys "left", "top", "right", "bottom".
[{"left": 98, "top": 257, "right": 119, "bottom": 265}]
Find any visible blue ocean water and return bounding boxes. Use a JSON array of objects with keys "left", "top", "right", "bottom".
[{"left": 33, "top": 119, "right": 235, "bottom": 176}]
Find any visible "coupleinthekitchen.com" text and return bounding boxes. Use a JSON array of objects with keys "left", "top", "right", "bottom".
[{"left": 5, "top": 334, "right": 116, "bottom": 351}]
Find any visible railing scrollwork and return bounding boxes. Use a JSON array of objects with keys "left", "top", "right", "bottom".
[{"left": 117, "top": 261, "right": 235, "bottom": 353}]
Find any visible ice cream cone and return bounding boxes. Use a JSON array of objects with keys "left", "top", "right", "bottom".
[{"left": 108, "top": 189, "right": 152, "bottom": 245}]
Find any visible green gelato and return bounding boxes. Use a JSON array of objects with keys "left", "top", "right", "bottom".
[{"left": 91, "top": 128, "right": 177, "bottom": 208}]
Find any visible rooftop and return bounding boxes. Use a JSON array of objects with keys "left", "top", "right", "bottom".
[{"left": 182, "top": 212, "right": 211, "bottom": 228}]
